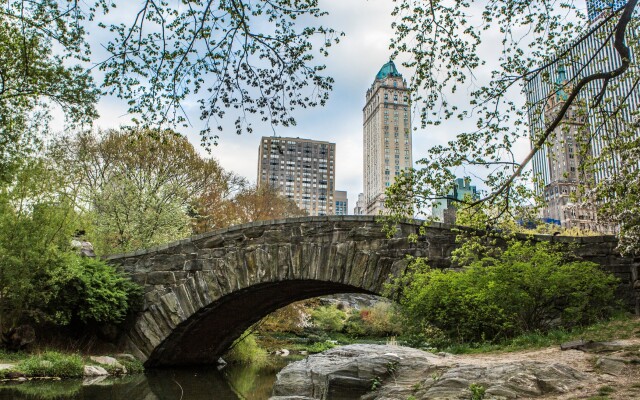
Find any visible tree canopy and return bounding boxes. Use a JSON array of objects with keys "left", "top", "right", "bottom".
[
  {"left": 385, "top": 0, "right": 640, "bottom": 254},
  {"left": 1, "top": 0, "right": 341, "bottom": 146}
]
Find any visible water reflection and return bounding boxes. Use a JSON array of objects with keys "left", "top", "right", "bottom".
[{"left": 0, "top": 360, "right": 288, "bottom": 400}]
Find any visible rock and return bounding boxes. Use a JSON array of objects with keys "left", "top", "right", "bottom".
[
  {"left": 560, "top": 339, "right": 591, "bottom": 351},
  {"left": 2, "top": 325, "right": 35, "bottom": 350},
  {"left": 84, "top": 365, "right": 109, "bottom": 377},
  {"left": 114, "top": 353, "right": 137, "bottom": 362},
  {"left": 595, "top": 357, "right": 627, "bottom": 376},
  {"left": 277, "top": 349, "right": 290, "bottom": 357},
  {"left": 71, "top": 238, "right": 96, "bottom": 257},
  {"left": 271, "top": 344, "right": 586, "bottom": 400},
  {"left": 89, "top": 356, "right": 127, "bottom": 374},
  {"left": 560, "top": 340, "right": 628, "bottom": 353}
]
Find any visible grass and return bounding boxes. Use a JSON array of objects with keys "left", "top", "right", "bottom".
[
  {"left": 16, "top": 351, "right": 84, "bottom": 378},
  {"left": 597, "top": 385, "right": 616, "bottom": 396},
  {"left": 0, "top": 350, "right": 145, "bottom": 379},
  {"left": 0, "top": 349, "right": 27, "bottom": 363},
  {"left": 437, "top": 314, "right": 640, "bottom": 355}
]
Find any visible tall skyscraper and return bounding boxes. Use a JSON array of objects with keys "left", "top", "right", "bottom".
[
  {"left": 539, "top": 68, "right": 599, "bottom": 229},
  {"left": 526, "top": 1, "right": 638, "bottom": 232},
  {"left": 527, "top": 4, "right": 639, "bottom": 189},
  {"left": 362, "top": 60, "right": 413, "bottom": 215},
  {"left": 257, "top": 136, "right": 336, "bottom": 216}
]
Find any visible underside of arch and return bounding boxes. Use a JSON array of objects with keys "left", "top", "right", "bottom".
[{"left": 145, "top": 280, "right": 376, "bottom": 367}]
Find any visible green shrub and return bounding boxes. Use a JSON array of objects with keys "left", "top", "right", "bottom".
[
  {"left": 118, "top": 357, "right": 145, "bottom": 374},
  {"left": 344, "top": 310, "right": 367, "bottom": 337},
  {"left": 393, "top": 241, "right": 620, "bottom": 344},
  {"left": 311, "top": 305, "right": 346, "bottom": 332},
  {"left": 224, "top": 330, "right": 268, "bottom": 366},
  {"left": 469, "top": 383, "right": 486, "bottom": 400},
  {"left": 306, "top": 340, "right": 336, "bottom": 353},
  {"left": 16, "top": 351, "right": 84, "bottom": 378}
]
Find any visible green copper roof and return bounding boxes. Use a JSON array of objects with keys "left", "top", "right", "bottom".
[
  {"left": 376, "top": 60, "right": 402, "bottom": 80},
  {"left": 555, "top": 64, "right": 568, "bottom": 101}
]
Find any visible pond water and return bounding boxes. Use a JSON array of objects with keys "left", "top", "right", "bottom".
[{"left": 0, "top": 359, "right": 289, "bottom": 400}]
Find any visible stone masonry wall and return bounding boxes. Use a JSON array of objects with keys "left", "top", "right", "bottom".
[{"left": 106, "top": 216, "right": 639, "bottom": 366}]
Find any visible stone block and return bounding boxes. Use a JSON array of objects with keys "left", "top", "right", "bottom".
[{"left": 146, "top": 272, "right": 176, "bottom": 285}]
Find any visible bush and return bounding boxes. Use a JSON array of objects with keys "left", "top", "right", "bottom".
[
  {"left": 394, "top": 241, "right": 620, "bottom": 344},
  {"left": 224, "top": 330, "right": 268, "bottom": 366},
  {"left": 344, "top": 303, "right": 404, "bottom": 337},
  {"left": 361, "top": 302, "right": 403, "bottom": 336},
  {"left": 48, "top": 256, "right": 142, "bottom": 326},
  {"left": 311, "top": 305, "right": 346, "bottom": 332}
]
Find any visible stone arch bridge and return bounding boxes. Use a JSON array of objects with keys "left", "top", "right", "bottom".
[{"left": 106, "top": 216, "right": 639, "bottom": 367}]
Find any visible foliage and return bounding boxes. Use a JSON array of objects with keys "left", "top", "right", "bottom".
[
  {"left": 259, "top": 300, "right": 312, "bottom": 335},
  {"left": 224, "top": 330, "right": 268, "bottom": 366},
  {"left": 0, "top": 14, "right": 98, "bottom": 183},
  {"left": 222, "top": 185, "right": 307, "bottom": 226},
  {"left": 370, "top": 376, "right": 383, "bottom": 391},
  {"left": 345, "top": 303, "right": 403, "bottom": 337},
  {"left": 469, "top": 383, "right": 486, "bottom": 400},
  {"left": 3, "top": 0, "right": 341, "bottom": 143},
  {"left": 0, "top": 143, "right": 140, "bottom": 335},
  {"left": 311, "top": 305, "right": 346, "bottom": 332},
  {"left": 117, "top": 357, "right": 145, "bottom": 374},
  {"left": 384, "top": 0, "right": 640, "bottom": 256},
  {"left": 305, "top": 340, "right": 336, "bottom": 354},
  {"left": 16, "top": 351, "right": 84, "bottom": 378},
  {"left": 46, "top": 257, "right": 142, "bottom": 326},
  {"left": 52, "top": 129, "right": 232, "bottom": 254},
  {"left": 436, "top": 313, "right": 638, "bottom": 354},
  {"left": 390, "top": 241, "right": 620, "bottom": 345},
  {"left": 53, "top": 129, "right": 304, "bottom": 254}
]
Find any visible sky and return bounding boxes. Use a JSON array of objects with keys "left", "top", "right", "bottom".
[{"left": 65, "top": 0, "right": 591, "bottom": 212}]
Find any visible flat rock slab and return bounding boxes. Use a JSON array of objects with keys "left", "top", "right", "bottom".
[{"left": 271, "top": 344, "right": 586, "bottom": 400}]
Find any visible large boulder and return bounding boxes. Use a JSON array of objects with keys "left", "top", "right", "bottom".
[{"left": 271, "top": 344, "right": 586, "bottom": 400}]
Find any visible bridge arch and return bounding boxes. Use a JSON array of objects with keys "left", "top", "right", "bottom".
[{"left": 106, "top": 216, "right": 637, "bottom": 367}]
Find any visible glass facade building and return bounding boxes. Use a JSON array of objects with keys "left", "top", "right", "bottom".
[
  {"left": 526, "top": 1, "right": 638, "bottom": 232},
  {"left": 586, "top": 0, "right": 628, "bottom": 20}
]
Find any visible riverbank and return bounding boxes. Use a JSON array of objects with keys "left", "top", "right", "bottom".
[{"left": 0, "top": 351, "right": 143, "bottom": 381}]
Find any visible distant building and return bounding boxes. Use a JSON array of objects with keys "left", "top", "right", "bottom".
[
  {"left": 334, "top": 190, "right": 348, "bottom": 215},
  {"left": 362, "top": 60, "right": 413, "bottom": 215},
  {"left": 353, "top": 193, "right": 366, "bottom": 215},
  {"left": 538, "top": 69, "right": 616, "bottom": 233},
  {"left": 526, "top": 2, "right": 639, "bottom": 192},
  {"left": 432, "top": 178, "right": 478, "bottom": 224},
  {"left": 586, "top": 0, "right": 627, "bottom": 21},
  {"left": 257, "top": 136, "right": 336, "bottom": 216}
]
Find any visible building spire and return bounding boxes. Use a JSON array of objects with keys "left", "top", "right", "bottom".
[{"left": 375, "top": 59, "right": 402, "bottom": 80}]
